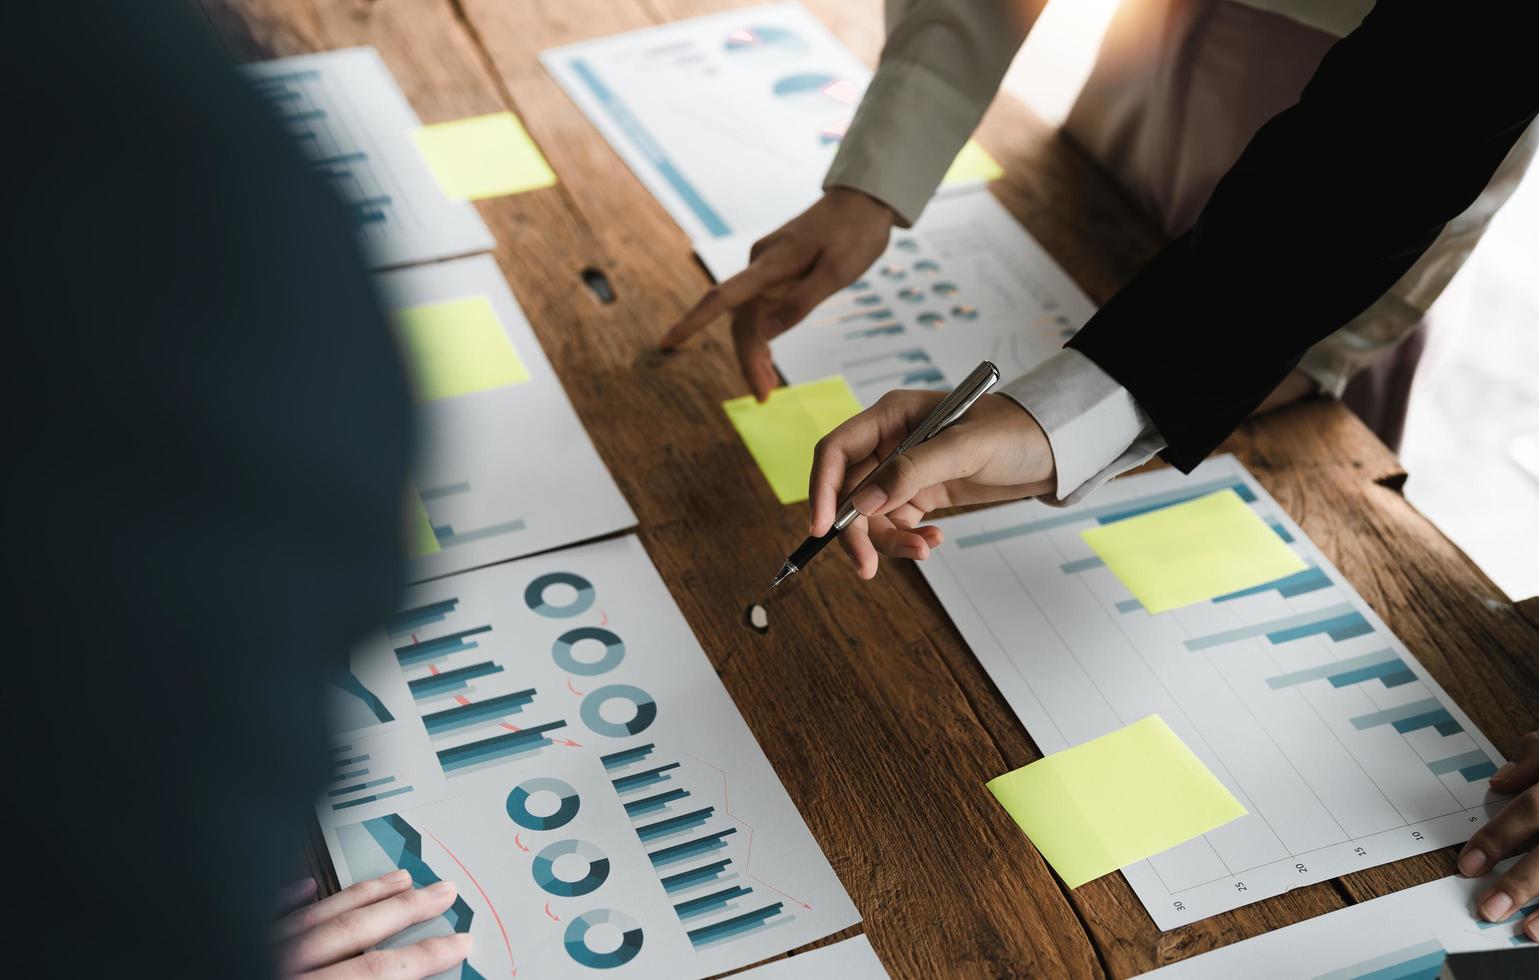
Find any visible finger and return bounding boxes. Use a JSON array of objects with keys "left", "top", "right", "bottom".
[
  {"left": 731, "top": 300, "right": 780, "bottom": 401},
  {"left": 1459, "top": 785, "right": 1539, "bottom": 878},
  {"left": 284, "top": 881, "right": 460, "bottom": 973},
  {"left": 1491, "top": 732, "right": 1539, "bottom": 792},
  {"left": 660, "top": 243, "right": 810, "bottom": 349},
  {"left": 810, "top": 394, "right": 931, "bottom": 534},
  {"left": 847, "top": 426, "right": 981, "bottom": 519},
  {"left": 1525, "top": 906, "right": 1539, "bottom": 942},
  {"left": 275, "top": 870, "right": 412, "bottom": 942},
  {"left": 839, "top": 515, "right": 881, "bottom": 579},
  {"left": 868, "top": 519, "right": 933, "bottom": 560},
  {"left": 761, "top": 261, "right": 849, "bottom": 338},
  {"left": 273, "top": 877, "right": 319, "bottom": 919},
  {"left": 301, "top": 933, "right": 473, "bottom": 980},
  {"left": 1477, "top": 846, "right": 1539, "bottom": 924}
]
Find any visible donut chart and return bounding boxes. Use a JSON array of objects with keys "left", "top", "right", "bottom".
[
  {"left": 580, "top": 684, "right": 658, "bottom": 737},
  {"left": 552, "top": 626, "right": 626, "bottom": 676},
  {"left": 506, "top": 776, "right": 580, "bottom": 830},
  {"left": 564, "top": 909, "right": 644, "bottom": 969},
  {"left": 532, "top": 839, "right": 611, "bottom": 897},
  {"left": 524, "top": 572, "right": 595, "bottom": 618}
]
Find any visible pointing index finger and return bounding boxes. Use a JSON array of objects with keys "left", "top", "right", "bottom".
[{"left": 660, "top": 242, "right": 806, "bottom": 349}]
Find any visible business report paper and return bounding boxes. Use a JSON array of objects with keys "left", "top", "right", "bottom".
[
  {"left": 376, "top": 255, "right": 635, "bottom": 582},
  {"left": 541, "top": 3, "right": 873, "bottom": 244},
  {"left": 1135, "top": 871, "right": 1533, "bottom": 978},
  {"left": 697, "top": 190, "right": 1097, "bottom": 403},
  {"left": 320, "top": 535, "right": 859, "bottom": 978},
  {"left": 920, "top": 456, "right": 1505, "bottom": 929},
  {"left": 244, "top": 48, "right": 495, "bottom": 269}
]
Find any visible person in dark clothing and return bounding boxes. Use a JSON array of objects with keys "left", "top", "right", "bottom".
[
  {"left": 6, "top": 4, "right": 466, "bottom": 977},
  {"left": 798, "top": 0, "right": 1539, "bottom": 942}
]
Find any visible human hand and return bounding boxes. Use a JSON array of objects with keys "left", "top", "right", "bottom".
[
  {"left": 660, "top": 187, "right": 897, "bottom": 400},
  {"left": 1457, "top": 732, "right": 1539, "bottom": 940},
  {"left": 808, "top": 391, "right": 1057, "bottom": 578},
  {"left": 273, "top": 871, "right": 473, "bottom": 979}
]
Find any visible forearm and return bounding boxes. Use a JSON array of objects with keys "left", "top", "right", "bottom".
[{"left": 825, "top": 0, "right": 1044, "bottom": 225}]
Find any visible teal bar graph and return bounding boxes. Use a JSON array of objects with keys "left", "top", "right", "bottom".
[
  {"left": 685, "top": 902, "right": 786, "bottom": 948},
  {"left": 601, "top": 743, "right": 655, "bottom": 770},
  {"left": 1350, "top": 699, "right": 1451, "bottom": 733},
  {"left": 957, "top": 477, "right": 1251, "bottom": 547},
  {"left": 625, "top": 788, "right": 690, "bottom": 817},
  {"left": 647, "top": 828, "right": 738, "bottom": 868},
  {"left": 385, "top": 598, "right": 459, "bottom": 636},
  {"left": 436, "top": 720, "right": 567, "bottom": 774},
  {"left": 1427, "top": 749, "right": 1495, "bottom": 782},
  {"left": 612, "top": 762, "right": 681, "bottom": 793},
  {"left": 1186, "top": 603, "right": 1360, "bottom": 651},
  {"left": 660, "top": 859, "right": 732, "bottom": 894},
  {"left": 1266, "top": 651, "right": 1415, "bottom": 691},
  {"left": 635, "top": 807, "right": 715, "bottom": 843},
  {"left": 1214, "top": 566, "right": 1332, "bottom": 602},
  {"left": 674, "top": 885, "right": 752, "bottom": 921},
  {"left": 1313, "top": 938, "right": 1445, "bottom": 980}
]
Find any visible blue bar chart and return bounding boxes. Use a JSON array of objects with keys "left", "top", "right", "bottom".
[
  {"left": 316, "top": 535, "right": 858, "bottom": 978},
  {"left": 326, "top": 743, "right": 413, "bottom": 812},
  {"left": 923, "top": 455, "right": 1505, "bottom": 929},
  {"left": 605, "top": 740, "right": 795, "bottom": 951}
]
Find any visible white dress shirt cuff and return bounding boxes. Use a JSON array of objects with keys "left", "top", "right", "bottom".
[{"left": 997, "top": 349, "right": 1166, "bottom": 505}]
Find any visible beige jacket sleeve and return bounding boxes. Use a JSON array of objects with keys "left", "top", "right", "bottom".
[
  {"left": 823, "top": 0, "right": 1033, "bottom": 227},
  {"left": 1299, "top": 120, "right": 1538, "bottom": 395}
]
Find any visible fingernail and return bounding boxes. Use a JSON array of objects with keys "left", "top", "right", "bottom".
[
  {"left": 1480, "top": 890, "right": 1513, "bottom": 921},
  {"left": 427, "top": 880, "right": 456, "bottom": 897},
  {"left": 1491, "top": 761, "right": 1516, "bottom": 782},
  {"left": 1458, "top": 847, "right": 1488, "bottom": 877},
  {"left": 1527, "top": 916, "right": 1539, "bottom": 941},
  {"left": 384, "top": 869, "right": 411, "bottom": 884},
  {"left": 850, "top": 485, "right": 887, "bottom": 516}
]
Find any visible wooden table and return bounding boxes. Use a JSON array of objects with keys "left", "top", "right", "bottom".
[{"left": 200, "top": 0, "right": 1539, "bottom": 975}]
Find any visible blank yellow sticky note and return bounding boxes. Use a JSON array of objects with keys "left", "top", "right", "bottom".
[
  {"left": 1081, "top": 489, "right": 1307, "bottom": 614},
  {"left": 412, "top": 112, "right": 557, "bottom": 200},
  {"left": 391, "top": 296, "right": 530, "bottom": 402},
  {"left": 723, "top": 376, "right": 863, "bottom": 505},
  {"left": 941, "top": 139, "right": 1005, "bottom": 186},
  {"left": 988, "top": 715, "right": 1245, "bottom": 888},
  {"left": 404, "top": 489, "right": 441, "bottom": 557}
]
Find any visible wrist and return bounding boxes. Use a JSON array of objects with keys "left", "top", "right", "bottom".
[{"left": 825, "top": 185, "right": 899, "bottom": 230}]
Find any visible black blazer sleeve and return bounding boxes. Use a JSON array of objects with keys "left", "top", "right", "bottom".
[{"left": 1066, "top": 1, "right": 1537, "bottom": 470}]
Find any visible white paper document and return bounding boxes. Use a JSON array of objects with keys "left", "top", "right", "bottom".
[
  {"left": 697, "top": 190, "right": 1096, "bottom": 404},
  {"left": 375, "top": 255, "right": 634, "bottom": 582},
  {"left": 919, "top": 455, "right": 1505, "bottom": 930},
  {"left": 320, "top": 535, "right": 860, "bottom": 978},
  {"left": 1136, "top": 871, "right": 1534, "bottom": 978},
  {"left": 245, "top": 48, "right": 494, "bottom": 270},
  {"left": 541, "top": 3, "right": 871, "bottom": 244},
  {"left": 730, "top": 934, "right": 890, "bottom": 979}
]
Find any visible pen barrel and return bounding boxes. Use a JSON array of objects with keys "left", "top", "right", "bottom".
[{"left": 789, "top": 527, "right": 838, "bottom": 571}]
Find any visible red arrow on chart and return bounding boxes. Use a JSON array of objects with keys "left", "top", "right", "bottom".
[
  {"left": 514, "top": 833, "right": 529, "bottom": 853},
  {"left": 554, "top": 737, "right": 583, "bottom": 748},
  {"left": 566, "top": 679, "right": 584, "bottom": 696},
  {"left": 544, "top": 902, "right": 560, "bottom": 922}
]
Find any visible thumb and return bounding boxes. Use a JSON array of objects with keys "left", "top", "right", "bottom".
[{"left": 846, "top": 427, "right": 980, "bottom": 518}]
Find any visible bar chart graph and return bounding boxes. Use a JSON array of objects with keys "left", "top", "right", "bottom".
[
  {"left": 244, "top": 48, "right": 493, "bottom": 269},
  {"left": 923, "top": 455, "right": 1504, "bottom": 929},
  {"left": 603, "top": 740, "right": 794, "bottom": 950},
  {"left": 388, "top": 593, "right": 568, "bottom": 778},
  {"left": 1137, "top": 872, "right": 1531, "bottom": 978},
  {"left": 326, "top": 743, "right": 414, "bottom": 813},
  {"left": 316, "top": 536, "right": 857, "bottom": 978}
]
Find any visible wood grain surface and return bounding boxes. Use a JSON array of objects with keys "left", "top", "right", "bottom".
[{"left": 197, "top": 0, "right": 1539, "bottom": 975}]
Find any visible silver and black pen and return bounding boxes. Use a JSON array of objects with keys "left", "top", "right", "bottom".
[{"left": 770, "top": 360, "right": 1001, "bottom": 589}]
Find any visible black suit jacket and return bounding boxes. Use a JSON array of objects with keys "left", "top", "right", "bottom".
[
  {"left": 1068, "top": 1, "right": 1537, "bottom": 470},
  {"left": 5, "top": 4, "right": 411, "bottom": 976}
]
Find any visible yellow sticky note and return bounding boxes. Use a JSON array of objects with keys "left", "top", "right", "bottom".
[
  {"left": 412, "top": 112, "right": 557, "bottom": 200},
  {"left": 404, "top": 489, "right": 441, "bottom": 557},
  {"left": 988, "top": 715, "right": 1246, "bottom": 888},
  {"left": 1081, "top": 489, "right": 1307, "bottom": 614},
  {"left": 723, "top": 376, "right": 863, "bottom": 505},
  {"left": 941, "top": 138, "right": 1005, "bottom": 186},
  {"left": 391, "top": 295, "right": 530, "bottom": 402}
]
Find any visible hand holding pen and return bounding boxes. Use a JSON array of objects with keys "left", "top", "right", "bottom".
[{"left": 784, "top": 360, "right": 1059, "bottom": 583}]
